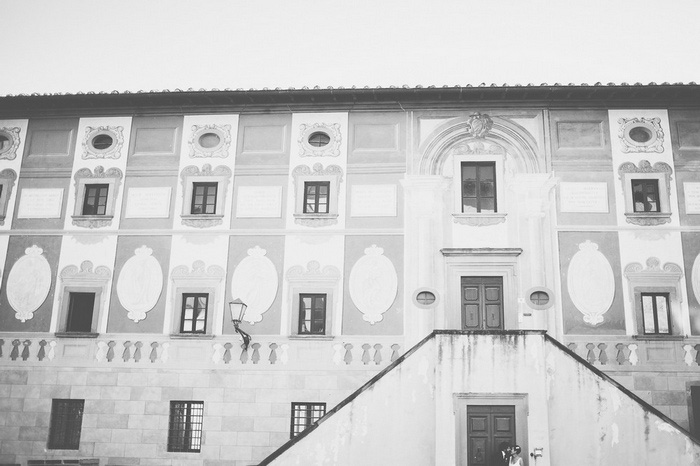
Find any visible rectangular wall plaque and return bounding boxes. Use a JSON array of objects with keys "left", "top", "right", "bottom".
[
  {"left": 350, "top": 184, "right": 397, "bottom": 217},
  {"left": 236, "top": 186, "right": 282, "bottom": 218},
  {"left": 684, "top": 182, "right": 700, "bottom": 214},
  {"left": 17, "top": 188, "right": 64, "bottom": 218},
  {"left": 124, "top": 187, "right": 172, "bottom": 218},
  {"left": 560, "top": 182, "right": 609, "bottom": 213}
]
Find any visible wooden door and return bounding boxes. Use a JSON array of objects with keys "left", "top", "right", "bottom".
[
  {"left": 461, "top": 277, "right": 504, "bottom": 330},
  {"left": 466, "top": 405, "right": 515, "bottom": 466}
]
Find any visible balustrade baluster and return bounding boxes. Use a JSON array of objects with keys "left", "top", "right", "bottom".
[
  {"left": 269, "top": 343, "right": 278, "bottom": 365},
  {"left": 223, "top": 343, "right": 232, "bottom": 364},
  {"left": 21, "top": 340, "right": 31, "bottom": 361},
  {"left": 373, "top": 344, "right": 382, "bottom": 365},
  {"left": 240, "top": 344, "right": 249, "bottom": 364},
  {"left": 122, "top": 341, "right": 132, "bottom": 362},
  {"left": 585, "top": 343, "right": 597, "bottom": 364},
  {"left": 361, "top": 344, "right": 371, "bottom": 365},
  {"left": 343, "top": 343, "right": 354, "bottom": 365},
  {"left": 106, "top": 341, "right": 116, "bottom": 362},
  {"left": 149, "top": 342, "right": 158, "bottom": 363},
  {"left": 0, "top": 338, "right": 4, "bottom": 358},
  {"left": 597, "top": 343, "right": 608, "bottom": 365},
  {"left": 695, "top": 345, "right": 700, "bottom": 366},
  {"left": 133, "top": 342, "right": 142, "bottom": 362},
  {"left": 615, "top": 343, "right": 627, "bottom": 365},
  {"left": 10, "top": 339, "right": 19, "bottom": 361},
  {"left": 390, "top": 344, "right": 400, "bottom": 362},
  {"left": 251, "top": 343, "right": 261, "bottom": 364},
  {"left": 38, "top": 340, "right": 47, "bottom": 362}
]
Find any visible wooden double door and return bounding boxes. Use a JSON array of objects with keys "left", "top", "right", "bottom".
[
  {"left": 466, "top": 405, "right": 516, "bottom": 466},
  {"left": 461, "top": 277, "right": 504, "bottom": 330}
]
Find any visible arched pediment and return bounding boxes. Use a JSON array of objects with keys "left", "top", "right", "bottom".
[{"left": 419, "top": 113, "right": 541, "bottom": 175}]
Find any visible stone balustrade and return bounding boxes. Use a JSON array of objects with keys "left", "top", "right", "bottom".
[
  {"left": 0, "top": 333, "right": 401, "bottom": 371},
  {"left": 563, "top": 336, "right": 700, "bottom": 369}
]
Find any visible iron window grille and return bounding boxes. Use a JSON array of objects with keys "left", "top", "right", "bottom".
[
  {"left": 298, "top": 293, "right": 326, "bottom": 335},
  {"left": 180, "top": 293, "right": 208, "bottom": 334},
  {"left": 290, "top": 402, "right": 326, "bottom": 438},
  {"left": 191, "top": 182, "right": 218, "bottom": 214},
  {"left": 641, "top": 292, "right": 671, "bottom": 334},
  {"left": 461, "top": 162, "right": 497, "bottom": 213},
  {"left": 631, "top": 179, "right": 660, "bottom": 213},
  {"left": 48, "top": 399, "right": 84, "bottom": 450},
  {"left": 303, "top": 181, "right": 330, "bottom": 214},
  {"left": 167, "top": 401, "right": 204, "bottom": 453},
  {"left": 82, "top": 183, "right": 109, "bottom": 215}
]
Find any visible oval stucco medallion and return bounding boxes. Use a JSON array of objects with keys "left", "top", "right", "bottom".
[
  {"left": 7, "top": 245, "right": 52, "bottom": 322},
  {"left": 567, "top": 240, "right": 615, "bottom": 326},
  {"left": 348, "top": 245, "right": 398, "bottom": 324},
  {"left": 117, "top": 246, "right": 163, "bottom": 322},
  {"left": 230, "top": 246, "right": 279, "bottom": 324}
]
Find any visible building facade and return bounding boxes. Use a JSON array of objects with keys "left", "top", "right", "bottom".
[{"left": 0, "top": 84, "right": 699, "bottom": 465}]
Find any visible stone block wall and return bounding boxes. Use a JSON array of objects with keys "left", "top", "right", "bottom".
[{"left": 0, "top": 367, "right": 377, "bottom": 466}]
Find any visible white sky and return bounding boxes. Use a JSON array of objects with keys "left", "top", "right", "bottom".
[{"left": 2, "top": 0, "right": 699, "bottom": 95}]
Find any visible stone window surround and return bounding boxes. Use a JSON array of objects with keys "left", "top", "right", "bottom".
[
  {"left": 179, "top": 164, "right": 232, "bottom": 228},
  {"left": 285, "top": 261, "right": 341, "bottom": 337},
  {"left": 618, "top": 160, "right": 673, "bottom": 226},
  {"left": 451, "top": 152, "right": 507, "bottom": 226},
  {"left": 169, "top": 261, "right": 225, "bottom": 337},
  {"left": 55, "top": 261, "right": 112, "bottom": 336},
  {"left": 72, "top": 166, "right": 123, "bottom": 228},
  {"left": 624, "top": 258, "right": 684, "bottom": 337},
  {"left": 291, "top": 163, "right": 343, "bottom": 227}
]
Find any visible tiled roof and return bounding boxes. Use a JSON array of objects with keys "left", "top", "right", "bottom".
[{"left": 2, "top": 81, "right": 698, "bottom": 98}]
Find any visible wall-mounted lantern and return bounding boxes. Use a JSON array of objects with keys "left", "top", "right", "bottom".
[{"left": 229, "top": 298, "right": 251, "bottom": 351}]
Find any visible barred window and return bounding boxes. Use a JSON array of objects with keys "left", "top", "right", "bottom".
[
  {"left": 48, "top": 399, "right": 84, "bottom": 450},
  {"left": 168, "top": 401, "right": 204, "bottom": 453},
  {"left": 290, "top": 402, "right": 326, "bottom": 438}
]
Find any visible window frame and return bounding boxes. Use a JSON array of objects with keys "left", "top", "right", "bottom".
[
  {"left": 291, "top": 163, "right": 343, "bottom": 227},
  {"left": 179, "top": 293, "right": 209, "bottom": 334},
  {"left": 48, "top": 399, "right": 85, "bottom": 450},
  {"left": 460, "top": 161, "right": 497, "bottom": 214},
  {"left": 630, "top": 179, "right": 660, "bottom": 213},
  {"left": 303, "top": 181, "right": 331, "bottom": 214},
  {"left": 167, "top": 400, "right": 204, "bottom": 453},
  {"left": 297, "top": 293, "right": 327, "bottom": 335},
  {"left": 81, "top": 183, "right": 110, "bottom": 216},
  {"left": 190, "top": 181, "right": 218, "bottom": 215},
  {"left": 640, "top": 292, "right": 672, "bottom": 335},
  {"left": 618, "top": 160, "right": 673, "bottom": 226},
  {"left": 65, "top": 292, "right": 97, "bottom": 333},
  {"left": 179, "top": 164, "right": 231, "bottom": 228},
  {"left": 451, "top": 153, "right": 507, "bottom": 226},
  {"left": 55, "top": 261, "right": 111, "bottom": 336},
  {"left": 290, "top": 402, "right": 326, "bottom": 438}
]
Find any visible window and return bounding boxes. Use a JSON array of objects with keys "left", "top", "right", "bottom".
[
  {"left": 180, "top": 293, "right": 208, "bottom": 334},
  {"left": 66, "top": 292, "right": 95, "bottom": 333},
  {"left": 461, "top": 162, "right": 497, "bottom": 213},
  {"left": 308, "top": 132, "right": 330, "bottom": 147},
  {"left": 291, "top": 164, "right": 343, "bottom": 226},
  {"left": 190, "top": 182, "right": 218, "bottom": 215},
  {"left": 631, "top": 179, "right": 660, "bottom": 213},
  {"left": 618, "top": 160, "right": 672, "bottom": 226},
  {"left": 82, "top": 184, "right": 109, "bottom": 215},
  {"left": 48, "top": 399, "right": 84, "bottom": 450},
  {"left": 303, "top": 181, "right": 330, "bottom": 214},
  {"left": 290, "top": 402, "right": 326, "bottom": 438},
  {"left": 168, "top": 401, "right": 204, "bottom": 453},
  {"left": 71, "top": 166, "right": 123, "bottom": 228},
  {"left": 298, "top": 293, "right": 326, "bottom": 335},
  {"left": 641, "top": 292, "right": 671, "bottom": 335}
]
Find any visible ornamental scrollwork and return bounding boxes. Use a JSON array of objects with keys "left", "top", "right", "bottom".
[
  {"left": 465, "top": 113, "right": 493, "bottom": 139},
  {"left": 82, "top": 126, "right": 124, "bottom": 159},
  {"left": 298, "top": 123, "right": 342, "bottom": 157},
  {"left": 189, "top": 124, "right": 232, "bottom": 158},
  {"left": 618, "top": 117, "right": 664, "bottom": 153},
  {"left": 0, "top": 127, "right": 21, "bottom": 160}
]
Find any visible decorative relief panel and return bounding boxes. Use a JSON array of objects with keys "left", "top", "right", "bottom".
[
  {"left": 189, "top": 124, "right": 232, "bottom": 158},
  {"left": 566, "top": 240, "right": 615, "bottom": 326},
  {"left": 464, "top": 112, "right": 494, "bottom": 138},
  {"left": 624, "top": 257, "right": 683, "bottom": 298},
  {"left": 61, "top": 260, "right": 111, "bottom": 283},
  {"left": 0, "top": 127, "right": 21, "bottom": 160},
  {"left": 286, "top": 260, "right": 341, "bottom": 282},
  {"left": 82, "top": 126, "right": 124, "bottom": 159},
  {"left": 348, "top": 245, "right": 398, "bottom": 324},
  {"left": 172, "top": 260, "right": 225, "bottom": 281},
  {"left": 618, "top": 117, "right": 664, "bottom": 153},
  {"left": 116, "top": 246, "right": 164, "bottom": 323},
  {"left": 7, "top": 245, "right": 52, "bottom": 322},
  {"left": 230, "top": 246, "right": 279, "bottom": 325},
  {"left": 298, "top": 123, "right": 341, "bottom": 157}
]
